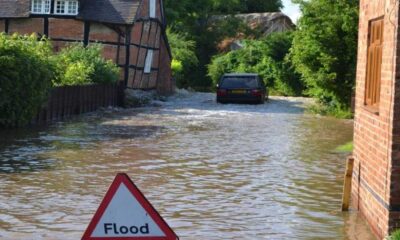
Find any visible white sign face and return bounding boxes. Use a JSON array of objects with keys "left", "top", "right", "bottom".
[
  {"left": 92, "top": 183, "right": 165, "bottom": 237},
  {"left": 82, "top": 173, "right": 179, "bottom": 240}
]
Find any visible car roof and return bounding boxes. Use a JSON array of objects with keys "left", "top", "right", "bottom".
[{"left": 223, "top": 73, "right": 259, "bottom": 77}]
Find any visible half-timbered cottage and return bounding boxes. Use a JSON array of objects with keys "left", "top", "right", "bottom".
[{"left": 0, "top": 0, "right": 173, "bottom": 94}]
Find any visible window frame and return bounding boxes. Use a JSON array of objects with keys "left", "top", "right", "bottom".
[
  {"left": 364, "top": 16, "right": 384, "bottom": 112},
  {"left": 54, "top": 0, "right": 79, "bottom": 15},
  {"left": 144, "top": 50, "right": 154, "bottom": 74},
  {"left": 31, "top": 0, "right": 51, "bottom": 14}
]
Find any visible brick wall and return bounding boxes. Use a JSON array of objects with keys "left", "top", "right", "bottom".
[
  {"left": 389, "top": 2, "right": 400, "bottom": 231},
  {"left": 157, "top": 36, "right": 172, "bottom": 95},
  {"left": 136, "top": 0, "right": 163, "bottom": 21},
  {"left": 49, "top": 18, "right": 84, "bottom": 39},
  {"left": 88, "top": 23, "right": 125, "bottom": 75},
  {"left": 9, "top": 18, "right": 44, "bottom": 35},
  {"left": 353, "top": 0, "right": 400, "bottom": 238},
  {"left": 89, "top": 22, "right": 120, "bottom": 42}
]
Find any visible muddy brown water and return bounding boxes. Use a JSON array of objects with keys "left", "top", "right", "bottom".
[{"left": 0, "top": 92, "right": 375, "bottom": 239}]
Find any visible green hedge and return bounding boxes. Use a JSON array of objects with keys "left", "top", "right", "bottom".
[
  {"left": 0, "top": 33, "right": 54, "bottom": 128},
  {"left": 0, "top": 34, "right": 120, "bottom": 128}
]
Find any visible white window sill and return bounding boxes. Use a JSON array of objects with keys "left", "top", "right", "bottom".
[
  {"left": 53, "top": 13, "right": 78, "bottom": 16},
  {"left": 31, "top": 12, "right": 51, "bottom": 14}
]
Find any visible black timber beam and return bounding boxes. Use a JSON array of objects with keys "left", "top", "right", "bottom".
[
  {"left": 84, "top": 21, "right": 90, "bottom": 46},
  {"left": 4, "top": 19, "right": 9, "bottom": 33},
  {"left": 124, "top": 25, "right": 132, "bottom": 87},
  {"left": 44, "top": 17, "right": 49, "bottom": 36}
]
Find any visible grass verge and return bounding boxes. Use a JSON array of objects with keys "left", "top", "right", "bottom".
[
  {"left": 307, "top": 103, "right": 353, "bottom": 119},
  {"left": 335, "top": 142, "right": 353, "bottom": 153}
]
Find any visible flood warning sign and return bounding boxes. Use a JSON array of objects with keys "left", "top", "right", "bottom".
[{"left": 82, "top": 173, "right": 179, "bottom": 240}]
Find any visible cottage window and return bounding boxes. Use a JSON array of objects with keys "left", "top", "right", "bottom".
[
  {"left": 365, "top": 17, "right": 384, "bottom": 110},
  {"left": 55, "top": 0, "right": 79, "bottom": 15},
  {"left": 31, "top": 0, "right": 51, "bottom": 14},
  {"left": 149, "top": 0, "right": 156, "bottom": 18},
  {"left": 144, "top": 50, "right": 154, "bottom": 73}
]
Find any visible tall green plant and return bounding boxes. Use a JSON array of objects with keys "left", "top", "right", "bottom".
[
  {"left": 0, "top": 33, "right": 54, "bottom": 128},
  {"left": 167, "top": 29, "right": 198, "bottom": 88},
  {"left": 291, "top": 0, "right": 359, "bottom": 113}
]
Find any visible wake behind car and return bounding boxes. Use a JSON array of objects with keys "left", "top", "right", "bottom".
[{"left": 216, "top": 73, "right": 268, "bottom": 104}]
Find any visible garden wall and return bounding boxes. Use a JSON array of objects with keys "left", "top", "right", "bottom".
[{"left": 32, "top": 83, "right": 124, "bottom": 125}]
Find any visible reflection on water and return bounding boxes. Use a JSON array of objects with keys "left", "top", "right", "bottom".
[{"left": 0, "top": 92, "right": 375, "bottom": 239}]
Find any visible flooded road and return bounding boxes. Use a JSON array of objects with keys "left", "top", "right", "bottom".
[{"left": 0, "top": 91, "right": 375, "bottom": 239}]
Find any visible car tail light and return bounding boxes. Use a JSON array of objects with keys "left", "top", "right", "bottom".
[
  {"left": 217, "top": 89, "right": 228, "bottom": 96},
  {"left": 251, "top": 89, "right": 262, "bottom": 96}
]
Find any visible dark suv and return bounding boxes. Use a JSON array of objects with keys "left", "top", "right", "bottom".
[{"left": 216, "top": 73, "right": 268, "bottom": 104}]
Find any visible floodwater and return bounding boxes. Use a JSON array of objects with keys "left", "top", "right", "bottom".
[{"left": 0, "top": 91, "right": 375, "bottom": 240}]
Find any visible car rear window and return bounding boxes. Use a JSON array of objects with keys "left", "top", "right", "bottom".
[{"left": 220, "top": 77, "right": 258, "bottom": 88}]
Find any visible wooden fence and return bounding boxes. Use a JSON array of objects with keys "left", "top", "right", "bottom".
[{"left": 32, "top": 83, "right": 124, "bottom": 125}]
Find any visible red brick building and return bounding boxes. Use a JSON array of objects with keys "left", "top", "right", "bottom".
[
  {"left": 0, "top": 0, "right": 174, "bottom": 94},
  {"left": 353, "top": 0, "right": 400, "bottom": 238}
]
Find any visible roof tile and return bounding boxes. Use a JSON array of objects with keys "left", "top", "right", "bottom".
[{"left": 0, "top": 0, "right": 30, "bottom": 18}]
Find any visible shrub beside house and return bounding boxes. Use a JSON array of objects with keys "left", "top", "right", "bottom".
[{"left": 0, "top": 33, "right": 121, "bottom": 128}]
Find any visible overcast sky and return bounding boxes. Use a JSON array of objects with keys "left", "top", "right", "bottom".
[{"left": 282, "top": 0, "right": 301, "bottom": 23}]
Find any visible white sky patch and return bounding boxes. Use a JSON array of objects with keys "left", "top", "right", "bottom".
[{"left": 282, "top": 0, "right": 301, "bottom": 24}]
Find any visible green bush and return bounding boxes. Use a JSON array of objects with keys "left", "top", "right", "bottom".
[
  {"left": 0, "top": 33, "right": 54, "bottom": 128},
  {"left": 389, "top": 230, "right": 400, "bottom": 240},
  {"left": 53, "top": 43, "right": 119, "bottom": 86},
  {"left": 291, "top": 0, "right": 359, "bottom": 114},
  {"left": 208, "top": 32, "right": 304, "bottom": 96},
  {"left": 167, "top": 29, "right": 198, "bottom": 88}
]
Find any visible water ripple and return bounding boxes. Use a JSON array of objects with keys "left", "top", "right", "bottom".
[{"left": 0, "top": 93, "right": 374, "bottom": 239}]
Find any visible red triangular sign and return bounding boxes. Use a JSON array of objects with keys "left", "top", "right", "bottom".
[{"left": 82, "top": 173, "right": 179, "bottom": 240}]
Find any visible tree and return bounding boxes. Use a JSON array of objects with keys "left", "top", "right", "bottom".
[
  {"left": 164, "top": 0, "right": 284, "bottom": 89},
  {"left": 167, "top": 29, "right": 198, "bottom": 88},
  {"left": 243, "top": 0, "right": 283, "bottom": 13},
  {"left": 291, "top": 0, "right": 359, "bottom": 113},
  {"left": 208, "top": 32, "right": 304, "bottom": 96}
]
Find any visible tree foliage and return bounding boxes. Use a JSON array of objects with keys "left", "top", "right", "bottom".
[
  {"left": 208, "top": 32, "right": 303, "bottom": 96},
  {"left": 167, "top": 29, "right": 198, "bottom": 88},
  {"left": 291, "top": 0, "right": 359, "bottom": 112},
  {"left": 0, "top": 33, "right": 54, "bottom": 128},
  {"left": 164, "top": 0, "right": 283, "bottom": 89},
  {"left": 243, "top": 0, "right": 283, "bottom": 13}
]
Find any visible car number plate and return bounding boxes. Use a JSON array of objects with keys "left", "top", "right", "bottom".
[{"left": 232, "top": 90, "right": 246, "bottom": 94}]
